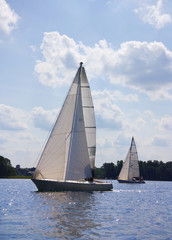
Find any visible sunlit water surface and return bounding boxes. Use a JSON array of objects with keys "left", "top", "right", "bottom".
[{"left": 0, "top": 179, "right": 172, "bottom": 240}]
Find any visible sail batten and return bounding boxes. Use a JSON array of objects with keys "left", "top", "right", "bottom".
[{"left": 83, "top": 106, "right": 94, "bottom": 108}]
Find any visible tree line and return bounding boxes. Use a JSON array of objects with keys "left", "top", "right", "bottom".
[
  {"left": 0, "top": 156, "right": 34, "bottom": 178},
  {"left": 95, "top": 160, "right": 172, "bottom": 181},
  {"left": 0, "top": 155, "right": 17, "bottom": 177},
  {"left": 0, "top": 155, "right": 172, "bottom": 181}
]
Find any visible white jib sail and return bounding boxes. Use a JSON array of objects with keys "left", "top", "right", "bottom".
[
  {"left": 34, "top": 63, "right": 93, "bottom": 181},
  {"left": 118, "top": 149, "right": 130, "bottom": 181},
  {"left": 118, "top": 137, "right": 140, "bottom": 181}
]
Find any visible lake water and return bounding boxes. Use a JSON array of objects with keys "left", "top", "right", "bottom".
[{"left": 0, "top": 179, "right": 172, "bottom": 240}]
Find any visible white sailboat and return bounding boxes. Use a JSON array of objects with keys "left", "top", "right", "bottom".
[
  {"left": 32, "top": 62, "right": 113, "bottom": 191},
  {"left": 118, "top": 137, "right": 145, "bottom": 183}
]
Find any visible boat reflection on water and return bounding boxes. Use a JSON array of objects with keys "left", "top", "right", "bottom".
[{"left": 35, "top": 191, "right": 100, "bottom": 239}]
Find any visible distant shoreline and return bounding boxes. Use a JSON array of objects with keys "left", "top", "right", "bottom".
[
  {"left": 0, "top": 176, "right": 32, "bottom": 179},
  {"left": 0, "top": 177, "right": 172, "bottom": 182}
]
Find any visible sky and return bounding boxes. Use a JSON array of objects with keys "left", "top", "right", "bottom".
[{"left": 0, "top": 0, "right": 172, "bottom": 168}]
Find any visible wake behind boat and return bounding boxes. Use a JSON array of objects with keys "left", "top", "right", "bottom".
[
  {"left": 118, "top": 137, "right": 145, "bottom": 184},
  {"left": 32, "top": 62, "right": 113, "bottom": 191}
]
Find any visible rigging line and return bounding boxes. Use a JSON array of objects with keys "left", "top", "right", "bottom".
[
  {"left": 37, "top": 155, "right": 64, "bottom": 172},
  {"left": 39, "top": 153, "right": 64, "bottom": 171},
  {"left": 65, "top": 132, "right": 71, "bottom": 140},
  {"left": 39, "top": 139, "right": 65, "bottom": 158},
  {"left": 38, "top": 132, "right": 72, "bottom": 160},
  {"left": 37, "top": 93, "right": 75, "bottom": 170},
  {"left": 34, "top": 109, "right": 62, "bottom": 168},
  {"left": 37, "top": 139, "right": 66, "bottom": 168},
  {"left": 33, "top": 129, "right": 53, "bottom": 168},
  {"left": 40, "top": 137, "right": 65, "bottom": 157}
]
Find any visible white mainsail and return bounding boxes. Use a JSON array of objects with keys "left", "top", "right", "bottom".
[
  {"left": 81, "top": 67, "right": 96, "bottom": 169},
  {"left": 118, "top": 137, "right": 140, "bottom": 181},
  {"left": 34, "top": 63, "right": 95, "bottom": 181}
]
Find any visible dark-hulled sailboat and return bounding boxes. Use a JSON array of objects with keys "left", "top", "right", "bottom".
[
  {"left": 32, "top": 63, "right": 113, "bottom": 191},
  {"left": 118, "top": 137, "right": 145, "bottom": 184}
]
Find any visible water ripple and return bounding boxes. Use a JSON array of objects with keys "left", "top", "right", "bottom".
[{"left": 0, "top": 179, "right": 172, "bottom": 239}]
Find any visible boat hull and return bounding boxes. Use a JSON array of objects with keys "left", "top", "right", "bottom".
[
  {"left": 118, "top": 179, "right": 145, "bottom": 184},
  {"left": 31, "top": 179, "right": 113, "bottom": 192}
]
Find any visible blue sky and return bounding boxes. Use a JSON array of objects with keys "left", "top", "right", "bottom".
[{"left": 0, "top": 0, "right": 172, "bottom": 168}]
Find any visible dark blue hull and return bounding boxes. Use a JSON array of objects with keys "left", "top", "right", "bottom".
[
  {"left": 32, "top": 179, "right": 113, "bottom": 192},
  {"left": 118, "top": 179, "right": 145, "bottom": 184}
]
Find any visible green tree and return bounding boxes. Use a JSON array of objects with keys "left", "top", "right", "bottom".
[
  {"left": 0, "top": 156, "right": 17, "bottom": 177},
  {"left": 95, "top": 160, "right": 172, "bottom": 181},
  {"left": 101, "top": 162, "right": 116, "bottom": 179},
  {"left": 94, "top": 167, "right": 105, "bottom": 179},
  {"left": 116, "top": 160, "right": 123, "bottom": 176}
]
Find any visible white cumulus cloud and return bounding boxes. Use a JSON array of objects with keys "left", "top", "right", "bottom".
[
  {"left": 93, "top": 89, "right": 139, "bottom": 103},
  {"left": 31, "top": 107, "right": 59, "bottom": 131},
  {"left": 0, "top": 104, "right": 27, "bottom": 130},
  {"left": 0, "top": 0, "right": 20, "bottom": 34},
  {"left": 134, "top": 0, "right": 172, "bottom": 29},
  {"left": 92, "top": 89, "right": 124, "bottom": 130},
  {"left": 35, "top": 32, "right": 172, "bottom": 101},
  {"left": 35, "top": 32, "right": 80, "bottom": 88},
  {"left": 158, "top": 115, "right": 172, "bottom": 130},
  {"left": 152, "top": 135, "right": 169, "bottom": 146},
  {"left": 109, "top": 41, "right": 172, "bottom": 100}
]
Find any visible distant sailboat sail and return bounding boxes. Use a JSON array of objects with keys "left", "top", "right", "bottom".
[
  {"left": 32, "top": 62, "right": 113, "bottom": 191},
  {"left": 118, "top": 137, "right": 145, "bottom": 183}
]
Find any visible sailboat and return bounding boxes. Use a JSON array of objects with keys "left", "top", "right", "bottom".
[
  {"left": 32, "top": 62, "right": 113, "bottom": 191},
  {"left": 118, "top": 137, "right": 145, "bottom": 183}
]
